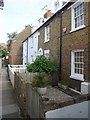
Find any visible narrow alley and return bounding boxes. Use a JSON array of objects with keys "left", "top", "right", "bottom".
[{"left": 0, "top": 67, "right": 19, "bottom": 119}]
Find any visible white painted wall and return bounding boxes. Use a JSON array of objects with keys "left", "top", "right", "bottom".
[
  {"left": 23, "top": 40, "right": 28, "bottom": 65},
  {"left": 28, "top": 31, "right": 38, "bottom": 64},
  {"left": 23, "top": 31, "right": 38, "bottom": 65}
]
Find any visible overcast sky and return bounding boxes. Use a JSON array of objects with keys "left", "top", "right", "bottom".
[{"left": 0, "top": 0, "right": 59, "bottom": 44}]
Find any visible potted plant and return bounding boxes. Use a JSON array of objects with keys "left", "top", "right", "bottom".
[
  {"left": 26, "top": 55, "right": 59, "bottom": 94},
  {"left": 32, "top": 72, "right": 50, "bottom": 94}
]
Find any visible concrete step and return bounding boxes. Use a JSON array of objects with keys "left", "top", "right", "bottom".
[{"left": 0, "top": 104, "right": 19, "bottom": 118}]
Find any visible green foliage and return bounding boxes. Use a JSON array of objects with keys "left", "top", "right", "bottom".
[
  {"left": 7, "top": 32, "right": 18, "bottom": 42},
  {"left": 7, "top": 32, "right": 18, "bottom": 51},
  {"left": 2, "top": 48, "right": 9, "bottom": 58},
  {"left": 32, "top": 73, "right": 47, "bottom": 88},
  {"left": 0, "top": 45, "right": 9, "bottom": 58},
  {"left": 26, "top": 55, "right": 58, "bottom": 74}
]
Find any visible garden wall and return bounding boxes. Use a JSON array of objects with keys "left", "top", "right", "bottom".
[
  {"left": 14, "top": 72, "right": 33, "bottom": 113},
  {"left": 8, "top": 65, "right": 26, "bottom": 87},
  {"left": 14, "top": 72, "right": 90, "bottom": 119}
]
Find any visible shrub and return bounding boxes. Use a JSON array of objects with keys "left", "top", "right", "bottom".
[
  {"left": 32, "top": 73, "right": 45, "bottom": 87},
  {"left": 26, "top": 55, "right": 58, "bottom": 74}
]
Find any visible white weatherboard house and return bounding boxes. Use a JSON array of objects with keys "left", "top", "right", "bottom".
[
  {"left": 23, "top": 31, "right": 39, "bottom": 65},
  {"left": 23, "top": 39, "right": 28, "bottom": 65}
]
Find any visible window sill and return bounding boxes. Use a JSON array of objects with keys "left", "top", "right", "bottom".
[
  {"left": 70, "top": 75, "right": 84, "bottom": 81},
  {"left": 70, "top": 25, "right": 86, "bottom": 33}
]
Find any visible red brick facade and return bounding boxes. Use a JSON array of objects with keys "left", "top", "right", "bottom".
[
  {"left": 37, "top": 2, "right": 90, "bottom": 91},
  {"left": 61, "top": 2, "right": 90, "bottom": 90},
  {"left": 9, "top": 25, "right": 31, "bottom": 65}
]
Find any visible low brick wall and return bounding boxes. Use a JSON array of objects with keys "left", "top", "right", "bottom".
[
  {"left": 14, "top": 72, "right": 27, "bottom": 113},
  {"left": 14, "top": 72, "right": 37, "bottom": 113},
  {"left": 14, "top": 72, "right": 90, "bottom": 119}
]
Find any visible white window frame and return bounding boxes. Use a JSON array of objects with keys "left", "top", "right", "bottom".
[
  {"left": 70, "top": 0, "right": 85, "bottom": 32},
  {"left": 70, "top": 49, "right": 84, "bottom": 81},
  {"left": 44, "top": 25, "right": 50, "bottom": 43},
  {"left": 44, "top": 50, "right": 50, "bottom": 59}
]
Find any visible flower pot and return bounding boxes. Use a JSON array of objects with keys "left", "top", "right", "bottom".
[{"left": 37, "top": 87, "right": 47, "bottom": 95}]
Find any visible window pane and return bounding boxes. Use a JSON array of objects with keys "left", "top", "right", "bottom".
[
  {"left": 45, "top": 25, "right": 50, "bottom": 42},
  {"left": 74, "top": 51, "right": 84, "bottom": 74},
  {"left": 75, "top": 19, "right": 77, "bottom": 28},
  {"left": 74, "top": 2, "right": 84, "bottom": 28},
  {"left": 79, "top": 69, "right": 82, "bottom": 74}
]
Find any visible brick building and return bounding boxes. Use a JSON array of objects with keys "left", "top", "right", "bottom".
[
  {"left": 38, "top": 1, "right": 90, "bottom": 91},
  {"left": 23, "top": 1, "right": 90, "bottom": 91},
  {"left": 9, "top": 25, "right": 32, "bottom": 65},
  {"left": 61, "top": 1, "right": 90, "bottom": 91}
]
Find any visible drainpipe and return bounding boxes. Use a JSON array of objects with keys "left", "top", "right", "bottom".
[
  {"left": 26, "top": 39, "right": 28, "bottom": 64},
  {"left": 59, "top": 11, "right": 63, "bottom": 81}
]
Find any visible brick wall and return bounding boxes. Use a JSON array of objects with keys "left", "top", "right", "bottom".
[
  {"left": 14, "top": 72, "right": 27, "bottom": 113},
  {"left": 38, "top": 16, "right": 60, "bottom": 84},
  {"left": 61, "top": 2, "right": 90, "bottom": 90},
  {"left": 9, "top": 25, "right": 32, "bottom": 65},
  {"left": 38, "top": 16, "right": 60, "bottom": 64},
  {"left": 14, "top": 72, "right": 90, "bottom": 118},
  {"left": 50, "top": 16, "right": 60, "bottom": 63},
  {"left": 38, "top": 2, "right": 90, "bottom": 90}
]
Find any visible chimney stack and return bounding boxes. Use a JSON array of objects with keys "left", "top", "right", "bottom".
[{"left": 44, "top": 10, "right": 54, "bottom": 19}]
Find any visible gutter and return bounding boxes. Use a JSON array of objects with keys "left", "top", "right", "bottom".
[{"left": 59, "top": 12, "right": 62, "bottom": 81}]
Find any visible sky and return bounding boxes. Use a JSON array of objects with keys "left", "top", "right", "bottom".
[{"left": 0, "top": 0, "right": 58, "bottom": 44}]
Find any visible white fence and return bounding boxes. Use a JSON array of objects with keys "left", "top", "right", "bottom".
[
  {"left": 0, "top": 58, "right": 2, "bottom": 69},
  {"left": 8, "top": 64, "right": 26, "bottom": 87}
]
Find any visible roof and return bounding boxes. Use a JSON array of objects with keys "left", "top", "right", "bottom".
[
  {"left": 12, "top": 25, "right": 31, "bottom": 41},
  {"left": 23, "top": 1, "right": 74, "bottom": 43}
]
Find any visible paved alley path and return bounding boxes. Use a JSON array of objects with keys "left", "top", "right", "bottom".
[{"left": 0, "top": 67, "right": 19, "bottom": 119}]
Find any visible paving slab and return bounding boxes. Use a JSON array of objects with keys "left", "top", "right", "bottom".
[
  {"left": 1, "top": 104, "right": 19, "bottom": 118},
  {"left": 46, "top": 100, "right": 89, "bottom": 119},
  {"left": 45, "top": 87, "right": 73, "bottom": 102},
  {"left": 0, "top": 67, "right": 20, "bottom": 118}
]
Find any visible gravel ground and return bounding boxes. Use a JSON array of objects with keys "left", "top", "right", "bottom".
[{"left": 42, "top": 86, "right": 73, "bottom": 102}]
